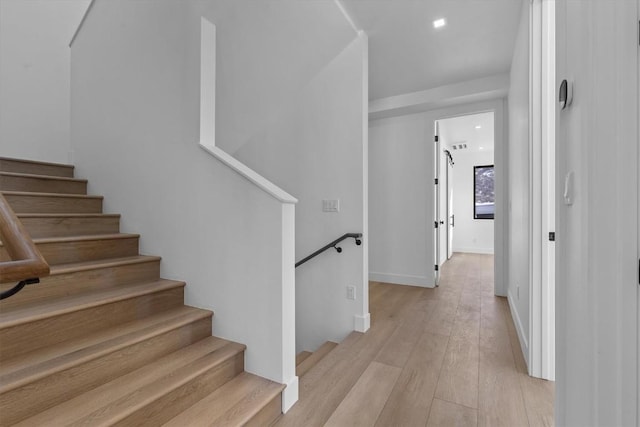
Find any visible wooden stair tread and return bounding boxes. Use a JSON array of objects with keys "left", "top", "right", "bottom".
[
  {"left": 0, "top": 306, "right": 212, "bottom": 392},
  {"left": 0, "top": 157, "right": 74, "bottom": 169},
  {"left": 0, "top": 232, "right": 139, "bottom": 247},
  {"left": 0, "top": 255, "right": 161, "bottom": 291},
  {"left": 0, "top": 233, "right": 140, "bottom": 266},
  {"left": 296, "top": 341, "right": 338, "bottom": 377},
  {"left": 0, "top": 171, "right": 87, "bottom": 183},
  {"left": 163, "top": 371, "right": 284, "bottom": 427},
  {"left": 1, "top": 190, "right": 102, "bottom": 199},
  {"left": 0, "top": 157, "right": 75, "bottom": 178},
  {"left": 16, "top": 213, "right": 119, "bottom": 218},
  {"left": 48, "top": 254, "right": 161, "bottom": 275},
  {"left": 14, "top": 337, "right": 244, "bottom": 427},
  {"left": 0, "top": 278, "right": 184, "bottom": 326},
  {"left": 296, "top": 351, "right": 312, "bottom": 366},
  {"left": 15, "top": 213, "right": 121, "bottom": 238},
  {"left": 0, "top": 255, "right": 162, "bottom": 292}
]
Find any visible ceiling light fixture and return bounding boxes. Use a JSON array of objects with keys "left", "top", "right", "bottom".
[
  {"left": 433, "top": 18, "right": 446, "bottom": 29},
  {"left": 475, "top": 125, "right": 482, "bottom": 129},
  {"left": 479, "top": 146, "right": 484, "bottom": 150}
]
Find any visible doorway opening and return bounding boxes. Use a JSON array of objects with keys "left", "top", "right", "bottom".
[{"left": 434, "top": 112, "right": 496, "bottom": 286}]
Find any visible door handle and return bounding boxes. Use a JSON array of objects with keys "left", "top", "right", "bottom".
[
  {"left": 440, "top": 221, "right": 444, "bottom": 225},
  {"left": 451, "top": 214, "right": 455, "bottom": 227}
]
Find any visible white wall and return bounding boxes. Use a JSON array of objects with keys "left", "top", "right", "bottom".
[
  {"left": 369, "top": 98, "right": 508, "bottom": 294},
  {"left": 68, "top": 0, "right": 361, "bottom": 396},
  {"left": 189, "top": 0, "right": 366, "bottom": 353},
  {"left": 0, "top": 0, "right": 89, "bottom": 163},
  {"left": 556, "top": 0, "right": 639, "bottom": 425},
  {"left": 449, "top": 149, "right": 494, "bottom": 254},
  {"left": 232, "top": 34, "right": 368, "bottom": 352},
  {"left": 369, "top": 112, "right": 432, "bottom": 287},
  {"left": 506, "top": 0, "right": 530, "bottom": 365}
]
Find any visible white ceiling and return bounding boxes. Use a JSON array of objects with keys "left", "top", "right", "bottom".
[
  {"left": 340, "top": 0, "right": 523, "bottom": 100},
  {"left": 438, "top": 111, "right": 494, "bottom": 153}
]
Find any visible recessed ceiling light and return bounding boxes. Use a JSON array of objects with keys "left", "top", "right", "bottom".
[
  {"left": 433, "top": 18, "right": 446, "bottom": 29},
  {"left": 475, "top": 125, "right": 482, "bottom": 129},
  {"left": 479, "top": 146, "right": 484, "bottom": 150}
]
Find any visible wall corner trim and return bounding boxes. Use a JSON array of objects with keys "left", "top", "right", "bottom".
[
  {"left": 281, "top": 376, "right": 299, "bottom": 413},
  {"left": 354, "top": 313, "right": 370, "bottom": 332}
]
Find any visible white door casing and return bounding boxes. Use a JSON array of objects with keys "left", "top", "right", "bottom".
[
  {"left": 434, "top": 121, "right": 441, "bottom": 285},
  {"left": 447, "top": 157, "right": 454, "bottom": 259}
]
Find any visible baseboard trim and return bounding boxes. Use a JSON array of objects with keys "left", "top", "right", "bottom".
[
  {"left": 281, "top": 375, "right": 298, "bottom": 413},
  {"left": 354, "top": 313, "right": 370, "bottom": 332},
  {"left": 368, "top": 272, "right": 433, "bottom": 288},
  {"left": 507, "top": 290, "right": 529, "bottom": 368},
  {"left": 452, "top": 247, "right": 495, "bottom": 254}
]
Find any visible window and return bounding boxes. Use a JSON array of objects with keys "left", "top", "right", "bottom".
[{"left": 474, "top": 165, "right": 495, "bottom": 219}]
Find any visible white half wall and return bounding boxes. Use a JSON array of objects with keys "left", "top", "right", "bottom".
[
  {"left": 190, "top": 0, "right": 366, "bottom": 354},
  {"left": 69, "top": 0, "right": 366, "bottom": 387},
  {"left": 369, "top": 98, "right": 508, "bottom": 295},
  {"left": 0, "top": 0, "right": 89, "bottom": 163},
  {"left": 449, "top": 149, "right": 495, "bottom": 254},
  {"left": 232, "top": 34, "right": 369, "bottom": 353}
]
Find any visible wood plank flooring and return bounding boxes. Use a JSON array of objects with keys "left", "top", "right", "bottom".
[{"left": 276, "top": 253, "right": 554, "bottom": 427}]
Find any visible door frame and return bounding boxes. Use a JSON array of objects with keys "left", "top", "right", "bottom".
[
  {"left": 528, "top": 0, "right": 556, "bottom": 381},
  {"left": 434, "top": 122, "right": 441, "bottom": 286},
  {"left": 430, "top": 102, "right": 506, "bottom": 296},
  {"left": 446, "top": 152, "right": 454, "bottom": 260}
]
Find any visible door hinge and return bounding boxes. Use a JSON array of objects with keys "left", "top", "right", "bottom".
[
  {"left": 435, "top": 178, "right": 438, "bottom": 185},
  {"left": 435, "top": 265, "right": 439, "bottom": 271},
  {"left": 548, "top": 232, "right": 555, "bottom": 241},
  {"left": 434, "top": 221, "right": 438, "bottom": 228},
  {"left": 435, "top": 135, "right": 439, "bottom": 142}
]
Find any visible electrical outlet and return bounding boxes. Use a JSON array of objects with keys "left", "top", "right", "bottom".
[{"left": 347, "top": 286, "right": 356, "bottom": 300}]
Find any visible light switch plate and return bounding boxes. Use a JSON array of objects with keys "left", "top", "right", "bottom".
[{"left": 322, "top": 199, "right": 340, "bottom": 212}]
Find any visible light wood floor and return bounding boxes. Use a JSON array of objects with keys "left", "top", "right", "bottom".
[{"left": 277, "top": 253, "right": 554, "bottom": 427}]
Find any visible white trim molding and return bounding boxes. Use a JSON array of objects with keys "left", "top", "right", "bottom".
[
  {"left": 369, "top": 74, "right": 509, "bottom": 120},
  {"left": 354, "top": 313, "right": 370, "bottom": 333},
  {"left": 200, "top": 16, "right": 298, "bottom": 409},
  {"left": 198, "top": 18, "right": 297, "bottom": 205},
  {"left": 528, "top": 0, "right": 555, "bottom": 381},
  {"left": 369, "top": 272, "right": 432, "bottom": 288},
  {"left": 69, "top": 0, "right": 95, "bottom": 47},
  {"left": 508, "top": 290, "right": 529, "bottom": 366},
  {"left": 281, "top": 376, "right": 299, "bottom": 413}
]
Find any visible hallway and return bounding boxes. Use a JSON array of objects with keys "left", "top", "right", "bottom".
[{"left": 278, "top": 253, "right": 554, "bottom": 426}]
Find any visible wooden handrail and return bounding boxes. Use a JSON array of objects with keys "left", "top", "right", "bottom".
[{"left": 0, "top": 194, "right": 49, "bottom": 284}]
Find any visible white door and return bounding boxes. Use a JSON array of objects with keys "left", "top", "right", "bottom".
[
  {"left": 434, "top": 122, "right": 441, "bottom": 285},
  {"left": 446, "top": 154, "right": 454, "bottom": 259},
  {"left": 556, "top": 0, "right": 638, "bottom": 425},
  {"left": 438, "top": 143, "right": 448, "bottom": 266}
]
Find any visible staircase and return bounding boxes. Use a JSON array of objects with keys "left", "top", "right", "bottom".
[
  {"left": 296, "top": 341, "right": 337, "bottom": 378},
  {"left": 0, "top": 157, "right": 284, "bottom": 426}
]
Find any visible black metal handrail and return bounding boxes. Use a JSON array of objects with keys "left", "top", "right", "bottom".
[
  {"left": 295, "top": 233, "right": 362, "bottom": 268},
  {"left": 1, "top": 278, "right": 40, "bottom": 300}
]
